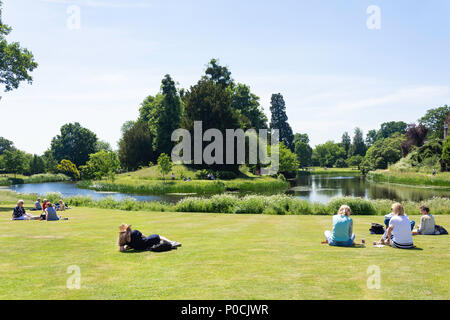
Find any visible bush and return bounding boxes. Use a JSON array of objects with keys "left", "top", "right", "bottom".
[
  {"left": 215, "top": 171, "right": 237, "bottom": 180},
  {"left": 334, "top": 158, "right": 348, "bottom": 168},
  {"left": 327, "top": 197, "right": 377, "bottom": 215}
]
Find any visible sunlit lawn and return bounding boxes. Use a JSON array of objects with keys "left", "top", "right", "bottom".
[{"left": 0, "top": 205, "right": 448, "bottom": 299}]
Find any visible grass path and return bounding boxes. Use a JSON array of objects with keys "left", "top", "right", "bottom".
[{"left": 0, "top": 206, "right": 448, "bottom": 299}]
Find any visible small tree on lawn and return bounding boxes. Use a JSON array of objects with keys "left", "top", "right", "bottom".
[{"left": 157, "top": 153, "right": 172, "bottom": 181}]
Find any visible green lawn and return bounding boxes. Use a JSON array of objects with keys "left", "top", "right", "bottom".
[{"left": 0, "top": 206, "right": 448, "bottom": 300}]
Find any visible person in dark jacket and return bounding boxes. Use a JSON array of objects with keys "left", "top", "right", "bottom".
[
  {"left": 12, "top": 200, "right": 39, "bottom": 220},
  {"left": 117, "top": 224, "right": 181, "bottom": 252}
]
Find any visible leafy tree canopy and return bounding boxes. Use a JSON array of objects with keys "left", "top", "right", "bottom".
[
  {"left": 50, "top": 123, "right": 98, "bottom": 167},
  {"left": 0, "top": 1, "right": 38, "bottom": 92},
  {"left": 419, "top": 105, "right": 450, "bottom": 139}
]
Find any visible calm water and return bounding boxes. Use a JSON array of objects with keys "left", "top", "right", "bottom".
[
  {"left": 4, "top": 182, "right": 186, "bottom": 204},
  {"left": 3, "top": 174, "right": 450, "bottom": 204},
  {"left": 288, "top": 174, "right": 450, "bottom": 203}
]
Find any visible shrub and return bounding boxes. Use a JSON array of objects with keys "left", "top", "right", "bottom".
[
  {"left": 327, "top": 197, "right": 377, "bottom": 215},
  {"left": 215, "top": 171, "right": 237, "bottom": 180}
]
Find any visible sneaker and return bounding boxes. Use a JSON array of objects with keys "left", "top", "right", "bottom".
[{"left": 171, "top": 241, "right": 182, "bottom": 248}]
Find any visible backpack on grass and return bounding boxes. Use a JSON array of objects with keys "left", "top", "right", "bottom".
[
  {"left": 150, "top": 241, "right": 173, "bottom": 252},
  {"left": 370, "top": 223, "right": 385, "bottom": 235},
  {"left": 434, "top": 225, "right": 448, "bottom": 235}
]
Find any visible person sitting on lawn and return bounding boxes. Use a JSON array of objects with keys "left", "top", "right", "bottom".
[
  {"left": 42, "top": 199, "right": 48, "bottom": 212},
  {"left": 412, "top": 205, "right": 436, "bottom": 235},
  {"left": 322, "top": 205, "right": 356, "bottom": 247},
  {"left": 12, "top": 200, "right": 39, "bottom": 220},
  {"left": 117, "top": 224, "right": 181, "bottom": 252},
  {"left": 56, "top": 199, "right": 66, "bottom": 211},
  {"left": 40, "top": 202, "right": 60, "bottom": 221},
  {"left": 33, "top": 198, "right": 42, "bottom": 211},
  {"left": 378, "top": 203, "right": 414, "bottom": 249},
  {"left": 384, "top": 209, "right": 415, "bottom": 230}
]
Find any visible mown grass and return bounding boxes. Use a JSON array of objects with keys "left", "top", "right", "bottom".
[
  {"left": 0, "top": 205, "right": 448, "bottom": 299},
  {"left": 367, "top": 170, "right": 450, "bottom": 188},
  {"left": 0, "top": 173, "right": 71, "bottom": 186},
  {"left": 2, "top": 190, "right": 449, "bottom": 216}
]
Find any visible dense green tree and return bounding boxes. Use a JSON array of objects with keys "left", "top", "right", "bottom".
[
  {"left": 294, "top": 133, "right": 309, "bottom": 144},
  {"left": 3, "top": 149, "right": 27, "bottom": 176},
  {"left": 28, "top": 154, "right": 45, "bottom": 175},
  {"left": 138, "top": 75, "right": 183, "bottom": 156},
  {"left": 42, "top": 150, "right": 58, "bottom": 173},
  {"left": 376, "top": 121, "right": 407, "bottom": 140},
  {"left": 277, "top": 142, "right": 300, "bottom": 175},
  {"left": 270, "top": 93, "right": 294, "bottom": 151},
  {"left": 334, "top": 158, "right": 348, "bottom": 168},
  {"left": 118, "top": 121, "right": 156, "bottom": 171},
  {"left": 313, "top": 141, "right": 346, "bottom": 168},
  {"left": 294, "top": 139, "right": 312, "bottom": 168},
  {"left": 419, "top": 105, "right": 450, "bottom": 139},
  {"left": 0, "top": 136, "right": 14, "bottom": 155},
  {"left": 50, "top": 123, "right": 98, "bottom": 167},
  {"left": 442, "top": 136, "right": 450, "bottom": 170},
  {"left": 203, "top": 58, "right": 233, "bottom": 89},
  {"left": 182, "top": 79, "right": 242, "bottom": 171},
  {"left": 365, "top": 129, "right": 378, "bottom": 148},
  {"left": 348, "top": 127, "right": 366, "bottom": 157},
  {"left": 347, "top": 155, "right": 364, "bottom": 169},
  {"left": 341, "top": 132, "right": 351, "bottom": 156},
  {"left": 0, "top": 1, "right": 38, "bottom": 92},
  {"left": 360, "top": 133, "right": 404, "bottom": 173},
  {"left": 230, "top": 83, "right": 268, "bottom": 129},
  {"left": 80, "top": 150, "right": 120, "bottom": 181}
]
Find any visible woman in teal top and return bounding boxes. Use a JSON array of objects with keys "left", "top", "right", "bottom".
[{"left": 323, "top": 205, "right": 355, "bottom": 247}]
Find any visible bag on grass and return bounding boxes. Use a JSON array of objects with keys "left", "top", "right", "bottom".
[
  {"left": 150, "top": 241, "right": 173, "bottom": 252},
  {"left": 434, "top": 225, "right": 448, "bottom": 235},
  {"left": 369, "top": 223, "right": 385, "bottom": 235}
]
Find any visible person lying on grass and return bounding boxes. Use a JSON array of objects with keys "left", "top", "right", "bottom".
[
  {"left": 377, "top": 203, "right": 414, "bottom": 249},
  {"left": 12, "top": 200, "right": 40, "bottom": 220},
  {"left": 117, "top": 223, "right": 181, "bottom": 252},
  {"left": 322, "top": 205, "right": 361, "bottom": 247},
  {"left": 412, "top": 205, "right": 435, "bottom": 235}
]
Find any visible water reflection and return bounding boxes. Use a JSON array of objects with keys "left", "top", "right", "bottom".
[
  {"left": 6, "top": 182, "right": 186, "bottom": 204},
  {"left": 288, "top": 174, "right": 450, "bottom": 204}
]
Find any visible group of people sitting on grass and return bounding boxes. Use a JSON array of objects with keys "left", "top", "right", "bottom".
[
  {"left": 323, "top": 203, "right": 440, "bottom": 249},
  {"left": 12, "top": 198, "right": 69, "bottom": 221}
]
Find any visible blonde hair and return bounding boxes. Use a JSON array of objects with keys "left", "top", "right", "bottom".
[
  {"left": 17, "top": 200, "right": 24, "bottom": 205},
  {"left": 392, "top": 203, "right": 405, "bottom": 216},
  {"left": 117, "top": 227, "right": 131, "bottom": 247},
  {"left": 338, "top": 205, "right": 352, "bottom": 216}
]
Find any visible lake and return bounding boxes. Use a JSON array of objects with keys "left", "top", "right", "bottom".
[
  {"left": 288, "top": 174, "right": 450, "bottom": 203},
  {"left": 3, "top": 174, "right": 449, "bottom": 204}
]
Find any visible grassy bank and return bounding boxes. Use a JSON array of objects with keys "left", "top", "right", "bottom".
[
  {"left": 307, "top": 167, "right": 360, "bottom": 174},
  {"left": 0, "top": 173, "right": 71, "bottom": 186},
  {"left": 80, "top": 165, "right": 290, "bottom": 195},
  {"left": 2, "top": 190, "right": 449, "bottom": 216},
  {"left": 367, "top": 170, "right": 450, "bottom": 188},
  {"left": 0, "top": 205, "right": 448, "bottom": 299}
]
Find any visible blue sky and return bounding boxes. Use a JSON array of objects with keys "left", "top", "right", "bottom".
[{"left": 1, "top": 0, "right": 450, "bottom": 154}]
